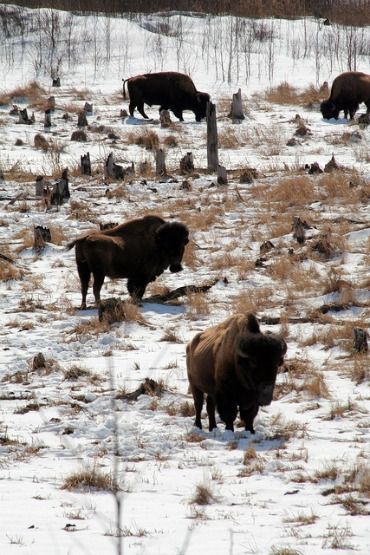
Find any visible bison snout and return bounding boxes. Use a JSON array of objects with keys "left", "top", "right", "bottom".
[
  {"left": 258, "top": 384, "right": 275, "bottom": 406},
  {"left": 169, "top": 263, "right": 183, "bottom": 273}
]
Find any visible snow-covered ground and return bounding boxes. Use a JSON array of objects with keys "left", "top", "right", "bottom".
[{"left": 0, "top": 6, "right": 369, "bottom": 555}]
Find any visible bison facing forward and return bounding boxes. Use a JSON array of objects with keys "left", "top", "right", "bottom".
[
  {"left": 186, "top": 313, "right": 287, "bottom": 433},
  {"left": 122, "top": 71, "right": 210, "bottom": 122},
  {"left": 320, "top": 71, "right": 370, "bottom": 120},
  {"left": 67, "top": 215, "right": 189, "bottom": 309}
]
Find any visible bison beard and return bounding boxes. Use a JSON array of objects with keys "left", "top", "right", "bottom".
[
  {"left": 320, "top": 71, "right": 370, "bottom": 120},
  {"left": 67, "top": 215, "right": 189, "bottom": 309},
  {"left": 122, "top": 71, "right": 210, "bottom": 122},
  {"left": 186, "top": 313, "right": 287, "bottom": 433}
]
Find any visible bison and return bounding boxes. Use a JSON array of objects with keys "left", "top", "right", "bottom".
[
  {"left": 122, "top": 71, "right": 210, "bottom": 122},
  {"left": 67, "top": 215, "right": 189, "bottom": 309},
  {"left": 186, "top": 313, "right": 287, "bottom": 433},
  {"left": 320, "top": 71, "right": 370, "bottom": 120}
]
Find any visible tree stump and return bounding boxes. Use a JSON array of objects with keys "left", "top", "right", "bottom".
[
  {"left": 48, "top": 96, "right": 56, "bottom": 111},
  {"left": 84, "top": 102, "right": 93, "bottom": 115},
  {"left": 292, "top": 216, "right": 306, "bottom": 244},
  {"left": 353, "top": 328, "right": 368, "bottom": 353},
  {"left": 105, "top": 152, "right": 124, "bottom": 180},
  {"left": 324, "top": 154, "right": 339, "bottom": 173},
  {"left": 81, "top": 153, "right": 91, "bottom": 176},
  {"left": 155, "top": 148, "right": 167, "bottom": 177},
  {"left": 100, "top": 222, "right": 119, "bottom": 231},
  {"left": 207, "top": 101, "right": 218, "bottom": 172},
  {"left": 71, "top": 130, "right": 87, "bottom": 142},
  {"left": 260, "top": 240, "right": 275, "bottom": 255},
  {"left": 160, "top": 109, "right": 172, "bottom": 128},
  {"left": 33, "top": 226, "right": 51, "bottom": 250},
  {"left": 18, "top": 108, "right": 33, "bottom": 125},
  {"left": 78, "top": 111, "right": 88, "bottom": 128},
  {"left": 44, "top": 109, "right": 52, "bottom": 129},
  {"left": 52, "top": 77, "right": 61, "bottom": 87},
  {"left": 180, "top": 152, "right": 194, "bottom": 174},
  {"left": 217, "top": 164, "right": 227, "bottom": 185},
  {"left": 35, "top": 175, "right": 45, "bottom": 196},
  {"left": 229, "top": 88, "right": 245, "bottom": 122}
]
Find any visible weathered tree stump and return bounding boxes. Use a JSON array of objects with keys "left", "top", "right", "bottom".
[
  {"left": 18, "top": 108, "right": 33, "bottom": 125},
  {"left": 44, "top": 109, "right": 52, "bottom": 129},
  {"left": 229, "top": 88, "right": 245, "bottom": 122},
  {"left": 292, "top": 216, "right": 306, "bottom": 244},
  {"left": 35, "top": 175, "right": 45, "bottom": 196},
  {"left": 160, "top": 109, "right": 172, "bottom": 128},
  {"left": 324, "top": 154, "right": 339, "bottom": 173},
  {"left": 33, "top": 226, "right": 51, "bottom": 250},
  {"left": 71, "top": 129, "right": 87, "bottom": 142},
  {"left": 84, "top": 102, "right": 93, "bottom": 115},
  {"left": 207, "top": 102, "right": 218, "bottom": 172},
  {"left": 32, "top": 352, "right": 46, "bottom": 370},
  {"left": 307, "top": 162, "right": 323, "bottom": 174},
  {"left": 99, "top": 222, "right": 119, "bottom": 231},
  {"left": 260, "top": 240, "right": 275, "bottom": 255},
  {"left": 239, "top": 167, "right": 258, "bottom": 183},
  {"left": 353, "top": 328, "right": 368, "bottom": 353},
  {"left": 48, "top": 96, "right": 56, "bottom": 111},
  {"left": 180, "top": 152, "right": 194, "bottom": 175},
  {"left": 217, "top": 164, "right": 228, "bottom": 185},
  {"left": 52, "top": 77, "right": 61, "bottom": 87},
  {"left": 80, "top": 152, "right": 91, "bottom": 175},
  {"left": 155, "top": 148, "right": 167, "bottom": 177},
  {"left": 77, "top": 111, "right": 88, "bottom": 128},
  {"left": 105, "top": 152, "right": 124, "bottom": 180},
  {"left": 34, "top": 133, "right": 49, "bottom": 151},
  {"left": 51, "top": 169, "right": 70, "bottom": 207},
  {"left": 120, "top": 108, "right": 128, "bottom": 118}
]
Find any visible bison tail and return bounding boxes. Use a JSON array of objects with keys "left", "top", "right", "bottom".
[{"left": 122, "top": 78, "right": 128, "bottom": 100}]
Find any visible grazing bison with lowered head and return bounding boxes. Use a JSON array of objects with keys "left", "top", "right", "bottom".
[
  {"left": 186, "top": 313, "right": 287, "bottom": 433},
  {"left": 320, "top": 71, "right": 370, "bottom": 120},
  {"left": 67, "top": 215, "right": 189, "bottom": 309},
  {"left": 122, "top": 71, "right": 210, "bottom": 122}
]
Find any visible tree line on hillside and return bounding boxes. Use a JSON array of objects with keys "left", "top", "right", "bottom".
[{"left": 9, "top": 0, "right": 370, "bottom": 27}]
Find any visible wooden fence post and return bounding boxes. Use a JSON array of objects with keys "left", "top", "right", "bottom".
[{"left": 207, "top": 102, "right": 218, "bottom": 172}]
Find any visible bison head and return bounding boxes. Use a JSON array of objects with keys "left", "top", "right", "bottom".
[
  {"left": 195, "top": 92, "right": 211, "bottom": 121},
  {"left": 236, "top": 314, "right": 287, "bottom": 406},
  {"left": 155, "top": 221, "right": 189, "bottom": 273},
  {"left": 320, "top": 99, "right": 338, "bottom": 120}
]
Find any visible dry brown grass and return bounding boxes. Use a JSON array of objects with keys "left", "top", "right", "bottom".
[
  {"left": 62, "top": 468, "right": 116, "bottom": 491},
  {"left": 0, "top": 260, "right": 23, "bottom": 281},
  {"left": 232, "top": 287, "right": 275, "bottom": 313},
  {"left": 128, "top": 129, "right": 160, "bottom": 150},
  {"left": 190, "top": 483, "right": 216, "bottom": 505},
  {"left": 0, "top": 80, "right": 47, "bottom": 106},
  {"left": 265, "top": 82, "right": 326, "bottom": 107},
  {"left": 256, "top": 176, "right": 316, "bottom": 206},
  {"left": 186, "top": 292, "right": 211, "bottom": 318}
]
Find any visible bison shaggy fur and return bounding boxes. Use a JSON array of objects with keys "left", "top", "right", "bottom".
[
  {"left": 123, "top": 71, "right": 210, "bottom": 122},
  {"left": 320, "top": 71, "right": 370, "bottom": 120},
  {"left": 67, "top": 215, "right": 189, "bottom": 309},
  {"left": 186, "top": 313, "right": 287, "bottom": 433}
]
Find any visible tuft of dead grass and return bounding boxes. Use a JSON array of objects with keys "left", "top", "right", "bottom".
[{"left": 62, "top": 468, "right": 116, "bottom": 491}]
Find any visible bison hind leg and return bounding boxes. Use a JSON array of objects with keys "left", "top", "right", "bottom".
[
  {"left": 136, "top": 102, "right": 149, "bottom": 119},
  {"left": 127, "top": 278, "right": 147, "bottom": 303},
  {"left": 190, "top": 386, "right": 204, "bottom": 429},
  {"left": 76, "top": 260, "right": 91, "bottom": 310},
  {"left": 92, "top": 270, "right": 105, "bottom": 306}
]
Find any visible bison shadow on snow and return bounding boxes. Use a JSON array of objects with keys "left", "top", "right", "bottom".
[
  {"left": 67, "top": 214, "right": 189, "bottom": 309},
  {"left": 186, "top": 313, "right": 287, "bottom": 434}
]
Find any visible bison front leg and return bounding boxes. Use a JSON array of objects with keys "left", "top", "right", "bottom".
[
  {"left": 127, "top": 278, "right": 147, "bottom": 303},
  {"left": 136, "top": 102, "right": 149, "bottom": 119},
  {"left": 206, "top": 395, "right": 217, "bottom": 431},
  {"left": 240, "top": 403, "right": 259, "bottom": 434},
  {"left": 216, "top": 396, "right": 237, "bottom": 432}
]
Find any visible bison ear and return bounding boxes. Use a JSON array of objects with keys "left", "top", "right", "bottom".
[{"left": 246, "top": 313, "right": 260, "bottom": 334}]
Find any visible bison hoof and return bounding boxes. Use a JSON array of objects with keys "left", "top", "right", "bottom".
[{"left": 80, "top": 303, "right": 87, "bottom": 310}]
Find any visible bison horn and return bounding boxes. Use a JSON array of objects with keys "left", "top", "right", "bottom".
[{"left": 246, "top": 313, "right": 260, "bottom": 334}]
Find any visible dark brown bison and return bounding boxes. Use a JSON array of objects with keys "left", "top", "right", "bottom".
[
  {"left": 186, "top": 313, "right": 287, "bottom": 433},
  {"left": 320, "top": 71, "right": 370, "bottom": 120},
  {"left": 67, "top": 215, "right": 189, "bottom": 309},
  {"left": 122, "top": 71, "right": 210, "bottom": 122}
]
